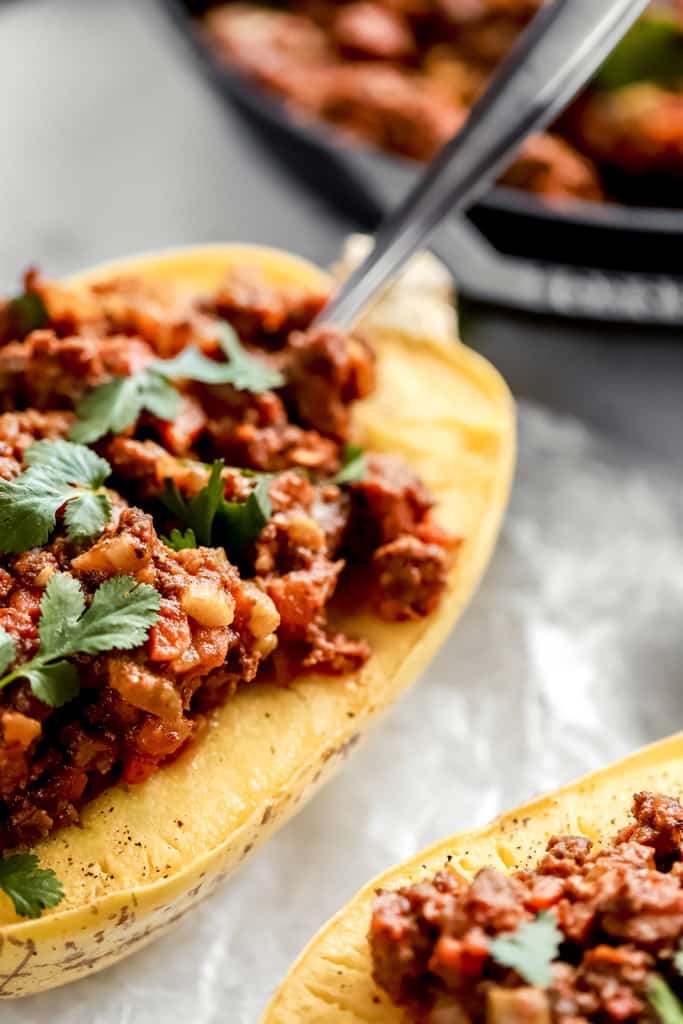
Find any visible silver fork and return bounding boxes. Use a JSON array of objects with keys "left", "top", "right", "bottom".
[{"left": 318, "top": 0, "right": 650, "bottom": 331}]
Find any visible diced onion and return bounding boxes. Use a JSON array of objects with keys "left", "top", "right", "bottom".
[
  {"left": 243, "top": 582, "right": 280, "bottom": 638},
  {"left": 180, "top": 582, "right": 235, "bottom": 627}
]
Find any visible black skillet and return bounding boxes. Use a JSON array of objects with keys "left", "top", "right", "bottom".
[{"left": 160, "top": 0, "right": 683, "bottom": 323}]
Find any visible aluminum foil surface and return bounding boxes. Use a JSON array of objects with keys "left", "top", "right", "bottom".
[{"left": 6, "top": 397, "right": 683, "bottom": 1023}]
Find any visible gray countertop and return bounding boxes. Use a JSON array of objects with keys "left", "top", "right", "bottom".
[{"left": 1, "top": 1, "right": 682, "bottom": 1021}]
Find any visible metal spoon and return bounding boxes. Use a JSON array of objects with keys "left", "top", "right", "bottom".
[{"left": 319, "top": 0, "right": 650, "bottom": 330}]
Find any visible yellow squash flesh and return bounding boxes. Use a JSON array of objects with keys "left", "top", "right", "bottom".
[
  {"left": 0, "top": 245, "right": 515, "bottom": 997},
  {"left": 264, "top": 733, "right": 683, "bottom": 1023}
]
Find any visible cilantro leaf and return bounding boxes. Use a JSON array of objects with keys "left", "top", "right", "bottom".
[
  {"left": 9, "top": 291, "right": 49, "bottom": 336},
  {"left": 69, "top": 575, "right": 161, "bottom": 655},
  {"left": 214, "top": 476, "right": 271, "bottom": 556},
  {"left": 161, "top": 461, "right": 225, "bottom": 547},
  {"left": 214, "top": 322, "right": 285, "bottom": 391},
  {"left": 0, "top": 441, "right": 113, "bottom": 551},
  {"left": 69, "top": 373, "right": 181, "bottom": 445},
  {"left": 153, "top": 342, "right": 237, "bottom": 385},
  {"left": 151, "top": 322, "right": 283, "bottom": 390},
  {"left": 0, "top": 572, "right": 161, "bottom": 707},
  {"left": 37, "top": 571, "right": 86, "bottom": 653},
  {"left": 649, "top": 975, "right": 683, "bottom": 1024},
  {"left": 330, "top": 443, "right": 366, "bottom": 485},
  {"left": 160, "top": 460, "right": 271, "bottom": 561},
  {"left": 25, "top": 439, "right": 110, "bottom": 487},
  {"left": 161, "top": 527, "right": 198, "bottom": 551},
  {"left": 70, "top": 321, "right": 282, "bottom": 445},
  {"left": 63, "top": 491, "right": 111, "bottom": 542},
  {"left": 24, "top": 662, "right": 80, "bottom": 708},
  {"left": 0, "top": 626, "right": 16, "bottom": 675},
  {"left": 0, "top": 853, "right": 64, "bottom": 919},
  {"left": 595, "top": 16, "right": 683, "bottom": 91},
  {"left": 0, "top": 471, "right": 77, "bottom": 552},
  {"left": 490, "top": 912, "right": 562, "bottom": 987}
]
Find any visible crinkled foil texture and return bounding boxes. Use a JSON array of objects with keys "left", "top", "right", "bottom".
[{"left": 7, "top": 401, "right": 683, "bottom": 1023}]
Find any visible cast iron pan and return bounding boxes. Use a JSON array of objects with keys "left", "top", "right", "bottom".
[{"left": 161, "top": 0, "right": 683, "bottom": 323}]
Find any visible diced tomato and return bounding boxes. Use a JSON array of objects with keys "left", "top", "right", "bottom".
[
  {"left": 0, "top": 606, "right": 38, "bottom": 639},
  {"left": 9, "top": 587, "right": 43, "bottom": 620},
  {"left": 148, "top": 599, "right": 192, "bottom": 662}
]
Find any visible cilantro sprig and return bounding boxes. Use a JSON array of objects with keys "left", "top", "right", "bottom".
[
  {"left": 490, "top": 912, "right": 563, "bottom": 987},
  {"left": 0, "top": 572, "right": 160, "bottom": 707},
  {"left": 330, "top": 443, "right": 366, "bottom": 485},
  {"left": 69, "top": 372, "right": 180, "bottom": 446},
  {"left": 8, "top": 290, "right": 49, "bottom": 336},
  {"left": 70, "top": 321, "right": 284, "bottom": 444},
  {"left": 161, "top": 527, "right": 198, "bottom": 551},
  {"left": 0, "top": 853, "right": 63, "bottom": 919},
  {"left": 159, "top": 322, "right": 284, "bottom": 391},
  {"left": 0, "top": 440, "right": 113, "bottom": 553},
  {"left": 160, "top": 460, "right": 271, "bottom": 562}
]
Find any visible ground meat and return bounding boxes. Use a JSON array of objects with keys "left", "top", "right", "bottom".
[
  {"left": 500, "top": 134, "right": 604, "bottom": 202},
  {"left": 0, "top": 264, "right": 454, "bottom": 851},
  {"left": 0, "top": 506, "right": 280, "bottom": 850},
  {"left": 203, "top": 1, "right": 681, "bottom": 204},
  {"left": 0, "top": 409, "right": 74, "bottom": 479},
  {"left": 346, "top": 453, "right": 437, "bottom": 554},
  {"left": 284, "top": 324, "right": 376, "bottom": 441},
  {"left": 315, "top": 64, "right": 466, "bottom": 161},
  {"left": 370, "top": 792, "right": 683, "bottom": 1024},
  {"left": 89, "top": 275, "right": 217, "bottom": 357},
  {"left": 333, "top": 2, "right": 417, "bottom": 59},
  {"left": 202, "top": 385, "right": 342, "bottom": 474},
  {"left": 372, "top": 535, "right": 450, "bottom": 620},
  {"left": 568, "top": 85, "right": 683, "bottom": 180},
  {"left": 0, "top": 329, "right": 155, "bottom": 410},
  {"left": 105, "top": 436, "right": 253, "bottom": 505},
  {"left": 209, "top": 265, "right": 329, "bottom": 347},
  {"left": 615, "top": 791, "right": 683, "bottom": 865}
]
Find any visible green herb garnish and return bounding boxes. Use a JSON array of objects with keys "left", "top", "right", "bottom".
[
  {"left": 0, "top": 440, "right": 112, "bottom": 552},
  {"left": 159, "top": 322, "right": 284, "bottom": 391},
  {"left": 70, "top": 321, "right": 284, "bottom": 444},
  {"left": 649, "top": 976, "right": 683, "bottom": 1024},
  {"left": 490, "top": 912, "right": 563, "bottom": 987},
  {"left": 0, "top": 854, "right": 63, "bottom": 919},
  {"left": 594, "top": 16, "right": 683, "bottom": 91},
  {"left": 160, "top": 460, "right": 271, "bottom": 560},
  {"left": 330, "top": 443, "right": 366, "bottom": 485},
  {"left": 9, "top": 291, "right": 49, "bottom": 336},
  {"left": 160, "top": 526, "right": 198, "bottom": 551},
  {"left": 0, "top": 572, "right": 160, "bottom": 707},
  {"left": 69, "top": 372, "right": 181, "bottom": 445}
]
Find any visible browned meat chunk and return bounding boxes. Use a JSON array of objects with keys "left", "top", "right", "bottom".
[
  {"left": 500, "top": 133, "right": 605, "bottom": 201},
  {"left": 284, "top": 325, "right": 376, "bottom": 441},
  {"left": 211, "top": 265, "right": 328, "bottom": 346},
  {"left": 333, "top": 2, "right": 416, "bottom": 59},
  {"left": 372, "top": 535, "right": 449, "bottom": 619}
]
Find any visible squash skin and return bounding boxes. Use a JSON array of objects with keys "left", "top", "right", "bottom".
[
  {"left": 0, "top": 245, "right": 515, "bottom": 997},
  {"left": 264, "top": 732, "right": 683, "bottom": 1023}
]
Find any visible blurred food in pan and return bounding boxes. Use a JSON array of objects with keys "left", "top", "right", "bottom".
[{"left": 201, "top": 0, "right": 683, "bottom": 207}]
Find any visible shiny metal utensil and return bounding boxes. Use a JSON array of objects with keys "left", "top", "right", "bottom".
[{"left": 319, "top": 0, "right": 650, "bottom": 330}]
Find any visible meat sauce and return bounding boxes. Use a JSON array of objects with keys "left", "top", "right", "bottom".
[
  {"left": 370, "top": 792, "right": 683, "bottom": 1024},
  {"left": 0, "top": 265, "right": 455, "bottom": 851},
  {"left": 203, "top": 0, "right": 682, "bottom": 205}
]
